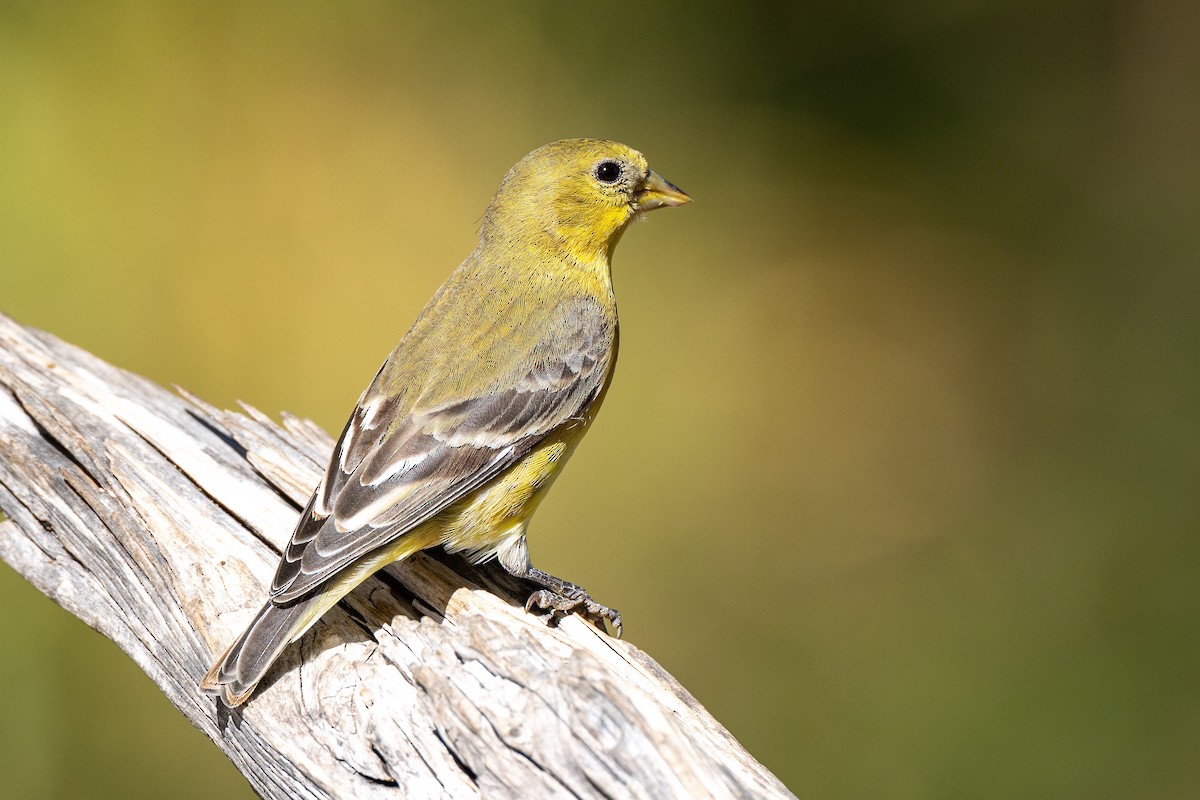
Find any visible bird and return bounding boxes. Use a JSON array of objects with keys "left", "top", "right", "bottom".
[{"left": 200, "top": 138, "right": 691, "bottom": 707}]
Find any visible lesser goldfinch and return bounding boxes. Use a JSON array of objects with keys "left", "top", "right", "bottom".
[{"left": 200, "top": 139, "right": 690, "bottom": 707}]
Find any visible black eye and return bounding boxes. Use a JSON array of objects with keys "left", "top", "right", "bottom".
[{"left": 594, "top": 160, "right": 622, "bottom": 184}]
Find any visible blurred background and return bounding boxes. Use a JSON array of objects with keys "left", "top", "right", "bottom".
[{"left": 2, "top": 1, "right": 1198, "bottom": 798}]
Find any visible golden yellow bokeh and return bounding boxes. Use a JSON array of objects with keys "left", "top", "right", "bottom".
[{"left": 2, "top": 2, "right": 1198, "bottom": 798}]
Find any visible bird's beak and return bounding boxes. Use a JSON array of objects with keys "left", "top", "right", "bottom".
[{"left": 633, "top": 170, "right": 692, "bottom": 213}]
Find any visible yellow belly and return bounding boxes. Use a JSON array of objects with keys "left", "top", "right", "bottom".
[{"left": 435, "top": 425, "right": 583, "bottom": 560}]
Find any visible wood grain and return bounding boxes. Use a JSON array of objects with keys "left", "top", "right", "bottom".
[{"left": 0, "top": 311, "right": 794, "bottom": 799}]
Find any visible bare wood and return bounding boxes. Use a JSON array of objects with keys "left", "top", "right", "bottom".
[{"left": 0, "top": 311, "right": 794, "bottom": 800}]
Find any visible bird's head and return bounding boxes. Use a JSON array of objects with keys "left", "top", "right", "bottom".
[{"left": 482, "top": 138, "right": 691, "bottom": 263}]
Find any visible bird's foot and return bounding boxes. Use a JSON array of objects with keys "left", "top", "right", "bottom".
[{"left": 523, "top": 579, "right": 622, "bottom": 638}]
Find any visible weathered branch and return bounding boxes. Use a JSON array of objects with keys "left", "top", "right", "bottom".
[{"left": 0, "top": 311, "right": 794, "bottom": 799}]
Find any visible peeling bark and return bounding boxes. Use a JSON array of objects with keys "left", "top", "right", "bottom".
[{"left": 0, "top": 312, "right": 794, "bottom": 800}]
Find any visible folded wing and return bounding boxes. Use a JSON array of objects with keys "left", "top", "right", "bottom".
[{"left": 270, "top": 296, "right": 613, "bottom": 603}]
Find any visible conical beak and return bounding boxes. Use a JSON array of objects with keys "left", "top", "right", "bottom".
[{"left": 633, "top": 170, "right": 692, "bottom": 213}]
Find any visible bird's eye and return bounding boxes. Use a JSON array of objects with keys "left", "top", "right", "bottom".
[{"left": 594, "top": 160, "right": 622, "bottom": 184}]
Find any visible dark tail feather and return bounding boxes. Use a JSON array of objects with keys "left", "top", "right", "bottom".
[{"left": 200, "top": 598, "right": 312, "bottom": 707}]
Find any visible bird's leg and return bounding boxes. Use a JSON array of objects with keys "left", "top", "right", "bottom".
[{"left": 518, "top": 565, "right": 622, "bottom": 638}]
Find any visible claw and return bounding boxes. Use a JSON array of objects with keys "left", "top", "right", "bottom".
[{"left": 524, "top": 587, "right": 621, "bottom": 638}]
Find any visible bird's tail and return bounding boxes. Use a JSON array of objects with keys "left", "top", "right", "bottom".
[
  {"left": 200, "top": 597, "right": 319, "bottom": 707},
  {"left": 201, "top": 528, "right": 443, "bottom": 706}
]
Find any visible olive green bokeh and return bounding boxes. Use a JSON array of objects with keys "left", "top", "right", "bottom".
[{"left": 2, "top": 2, "right": 1197, "bottom": 798}]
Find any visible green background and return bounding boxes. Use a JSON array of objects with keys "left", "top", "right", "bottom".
[{"left": 2, "top": 2, "right": 1197, "bottom": 797}]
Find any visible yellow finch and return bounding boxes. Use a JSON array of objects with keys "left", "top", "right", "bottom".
[{"left": 201, "top": 138, "right": 690, "bottom": 707}]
